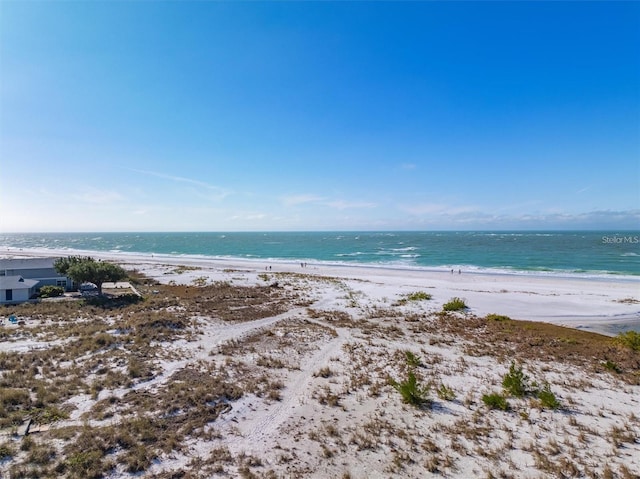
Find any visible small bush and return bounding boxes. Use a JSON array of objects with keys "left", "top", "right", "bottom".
[
  {"left": 407, "top": 291, "right": 432, "bottom": 301},
  {"left": 482, "top": 392, "right": 509, "bottom": 411},
  {"left": 64, "top": 450, "right": 108, "bottom": 479},
  {"left": 502, "top": 362, "right": 530, "bottom": 398},
  {"left": 537, "top": 383, "right": 561, "bottom": 410},
  {"left": 389, "top": 371, "right": 431, "bottom": 407},
  {"left": 404, "top": 350, "right": 422, "bottom": 368},
  {"left": 39, "top": 285, "right": 65, "bottom": 298},
  {"left": 486, "top": 313, "right": 510, "bottom": 321},
  {"left": 603, "top": 360, "right": 622, "bottom": 374},
  {"left": 33, "top": 406, "right": 69, "bottom": 424},
  {"left": 436, "top": 383, "right": 456, "bottom": 401},
  {"left": 615, "top": 331, "right": 640, "bottom": 351},
  {"left": 442, "top": 297, "right": 467, "bottom": 312}
]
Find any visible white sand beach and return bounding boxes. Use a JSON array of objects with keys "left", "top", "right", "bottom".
[
  {"left": 4, "top": 247, "right": 639, "bottom": 336},
  {"left": 1, "top": 248, "right": 639, "bottom": 478}
]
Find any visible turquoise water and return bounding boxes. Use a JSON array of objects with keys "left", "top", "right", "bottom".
[{"left": 1, "top": 231, "right": 639, "bottom": 278}]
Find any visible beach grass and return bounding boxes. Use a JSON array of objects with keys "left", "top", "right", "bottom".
[{"left": 0, "top": 265, "right": 638, "bottom": 478}]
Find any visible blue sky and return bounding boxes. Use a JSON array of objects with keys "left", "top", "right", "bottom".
[{"left": 1, "top": 1, "right": 638, "bottom": 232}]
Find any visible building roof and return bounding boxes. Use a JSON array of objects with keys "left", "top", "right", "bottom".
[
  {"left": 0, "top": 276, "right": 40, "bottom": 290},
  {"left": 0, "top": 257, "right": 58, "bottom": 270}
]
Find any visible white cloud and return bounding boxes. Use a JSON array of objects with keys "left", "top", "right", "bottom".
[
  {"left": 400, "top": 203, "right": 479, "bottom": 216},
  {"left": 323, "top": 200, "right": 376, "bottom": 210},
  {"left": 402, "top": 209, "right": 640, "bottom": 230},
  {"left": 281, "top": 194, "right": 325, "bottom": 207},
  {"left": 127, "top": 168, "right": 232, "bottom": 200},
  {"left": 281, "top": 194, "right": 377, "bottom": 211},
  {"left": 71, "top": 188, "right": 124, "bottom": 204}
]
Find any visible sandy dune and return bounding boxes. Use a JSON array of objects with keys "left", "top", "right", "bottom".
[{"left": 1, "top": 248, "right": 639, "bottom": 478}]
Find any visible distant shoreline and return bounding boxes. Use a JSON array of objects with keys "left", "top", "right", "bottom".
[
  {"left": 3, "top": 246, "right": 639, "bottom": 337},
  {"left": 1, "top": 245, "right": 638, "bottom": 283}
]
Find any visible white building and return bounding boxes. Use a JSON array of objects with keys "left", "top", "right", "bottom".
[
  {"left": 0, "top": 276, "right": 39, "bottom": 304},
  {"left": 0, "top": 257, "right": 72, "bottom": 290},
  {"left": 0, "top": 257, "right": 73, "bottom": 304}
]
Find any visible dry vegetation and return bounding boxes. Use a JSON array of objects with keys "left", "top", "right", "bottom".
[{"left": 0, "top": 269, "right": 638, "bottom": 478}]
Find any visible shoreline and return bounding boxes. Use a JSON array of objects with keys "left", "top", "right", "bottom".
[
  {"left": 2, "top": 246, "right": 638, "bottom": 282},
  {"left": 2, "top": 247, "right": 639, "bottom": 337}
]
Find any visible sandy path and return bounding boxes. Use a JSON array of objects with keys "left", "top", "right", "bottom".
[
  {"left": 223, "top": 321, "right": 350, "bottom": 453},
  {"left": 197, "top": 308, "right": 308, "bottom": 355}
]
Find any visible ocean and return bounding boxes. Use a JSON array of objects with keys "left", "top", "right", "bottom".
[{"left": 1, "top": 231, "right": 639, "bottom": 279}]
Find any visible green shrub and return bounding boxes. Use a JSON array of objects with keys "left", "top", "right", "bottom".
[
  {"left": 33, "top": 406, "right": 69, "bottom": 424},
  {"left": 502, "top": 362, "right": 530, "bottom": 398},
  {"left": 436, "top": 383, "right": 456, "bottom": 401},
  {"left": 84, "top": 293, "right": 142, "bottom": 308},
  {"left": 65, "top": 450, "right": 108, "bottom": 479},
  {"left": 537, "top": 383, "right": 561, "bottom": 410},
  {"left": 406, "top": 291, "right": 432, "bottom": 301},
  {"left": 486, "top": 313, "right": 510, "bottom": 321},
  {"left": 404, "top": 350, "right": 422, "bottom": 368},
  {"left": 615, "top": 331, "right": 640, "bottom": 351},
  {"left": 39, "top": 285, "right": 65, "bottom": 298},
  {"left": 389, "top": 371, "right": 431, "bottom": 407},
  {"left": 442, "top": 297, "right": 467, "bottom": 311},
  {"left": 603, "top": 360, "right": 622, "bottom": 374},
  {"left": 482, "top": 392, "right": 509, "bottom": 411}
]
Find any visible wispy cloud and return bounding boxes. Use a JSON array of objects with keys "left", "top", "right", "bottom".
[
  {"left": 127, "top": 168, "right": 232, "bottom": 200},
  {"left": 71, "top": 188, "right": 124, "bottom": 204},
  {"left": 400, "top": 163, "right": 417, "bottom": 170},
  {"left": 400, "top": 202, "right": 478, "bottom": 216},
  {"left": 281, "top": 194, "right": 376, "bottom": 210},
  {"left": 281, "top": 194, "right": 325, "bottom": 207},
  {"left": 324, "top": 200, "right": 376, "bottom": 210},
  {"left": 404, "top": 209, "right": 640, "bottom": 229}
]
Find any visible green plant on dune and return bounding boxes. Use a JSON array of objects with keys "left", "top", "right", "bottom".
[
  {"left": 442, "top": 297, "right": 467, "bottom": 312},
  {"left": 486, "top": 313, "right": 510, "bottom": 322},
  {"left": 482, "top": 392, "right": 509, "bottom": 411},
  {"left": 406, "top": 291, "right": 432, "bottom": 301},
  {"left": 436, "top": 383, "right": 456, "bottom": 401},
  {"left": 603, "top": 360, "right": 622, "bottom": 374},
  {"left": 615, "top": 331, "right": 640, "bottom": 351},
  {"left": 404, "top": 350, "right": 422, "bottom": 368},
  {"left": 389, "top": 371, "right": 431, "bottom": 407},
  {"left": 537, "top": 383, "right": 561, "bottom": 410},
  {"left": 502, "top": 362, "right": 531, "bottom": 398}
]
